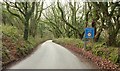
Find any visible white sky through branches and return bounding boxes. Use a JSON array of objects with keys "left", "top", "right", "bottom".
[{"left": 0, "top": 0, "right": 119, "bottom": 2}]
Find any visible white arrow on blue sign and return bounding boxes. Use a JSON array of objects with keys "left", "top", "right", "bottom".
[{"left": 85, "top": 28, "right": 95, "bottom": 38}]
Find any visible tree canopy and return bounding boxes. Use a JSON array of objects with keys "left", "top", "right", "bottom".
[{"left": 2, "top": 0, "right": 120, "bottom": 46}]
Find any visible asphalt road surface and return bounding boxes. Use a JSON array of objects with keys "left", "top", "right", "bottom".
[{"left": 9, "top": 40, "right": 97, "bottom": 69}]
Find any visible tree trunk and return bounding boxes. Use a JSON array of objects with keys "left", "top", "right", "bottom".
[
  {"left": 23, "top": 20, "right": 29, "bottom": 40},
  {"left": 94, "top": 30, "right": 102, "bottom": 42},
  {"left": 107, "top": 32, "right": 117, "bottom": 46}
]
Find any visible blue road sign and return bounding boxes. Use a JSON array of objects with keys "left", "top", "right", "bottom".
[{"left": 85, "top": 28, "right": 94, "bottom": 38}]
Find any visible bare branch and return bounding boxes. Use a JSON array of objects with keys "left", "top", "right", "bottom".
[
  {"left": 57, "top": 2, "right": 79, "bottom": 33},
  {"left": 37, "top": 1, "right": 44, "bottom": 20},
  {"left": 6, "top": 2, "right": 23, "bottom": 21},
  {"left": 43, "top": 3, "right": 53, "bottom": 10},
  {"left": 15, "top": 2, "right": 25, "bottom": 16}
]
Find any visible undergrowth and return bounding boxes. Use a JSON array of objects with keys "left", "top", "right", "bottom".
[{"left": 2, "top": 25, "right": 49, "bottom": 68}]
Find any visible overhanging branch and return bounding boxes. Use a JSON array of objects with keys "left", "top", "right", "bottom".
[{"left": 6, "top": 2, "right": 23, "bottom": 21}]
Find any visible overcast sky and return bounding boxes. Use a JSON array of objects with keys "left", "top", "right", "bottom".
[
  {"left": 0, "top": 0, "right": 69, "bottom": 7},
  {"left": 0, "top": 0, "right": 119, "bottom": 2},
  {"left": 0, "top": 0, "right": 119, "bottom": 8}
]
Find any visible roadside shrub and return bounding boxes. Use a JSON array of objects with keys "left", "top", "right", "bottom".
[
  {"left": 95, "top": 49, "right": 103, "bottom": 56},
  {"left": 2, "top": 46, "right": 9, "bottom": 62},
  {"left": 92, "top": 43, "right": 119, "bottom": 64},
  {"left": 85, "top": 41, "right": 93, "bottom": 51},
  {"left": 108, "top": 48, "right": 118, "bottom": 63},
  {"left": 76, "top": 41, "right": 84, "bottom": 48},
  {"left": 2, "top": 25, "right": 22, "bottom": 40},
  {"left": 53, "top": 38, "right": 84, "bottom": 48}
]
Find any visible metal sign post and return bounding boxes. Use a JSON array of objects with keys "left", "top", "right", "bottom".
[{"left": 84, "top": 28, "right": 95, "bottom": 49}]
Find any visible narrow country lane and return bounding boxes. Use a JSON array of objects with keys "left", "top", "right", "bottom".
[{"left": 9, "top": 40, "right": 97, "bottom": 69}]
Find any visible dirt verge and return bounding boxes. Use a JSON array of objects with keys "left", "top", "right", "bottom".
[{"left": 61, "top": 43, "right": 120, "bottom": 70}]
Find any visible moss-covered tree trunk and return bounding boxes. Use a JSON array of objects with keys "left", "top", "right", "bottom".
[
  {"left": 107, "top": 25, "right": 120, "bottom": 46},
  {"left": 107, "top": 31, "right": 117, "bottom": 46},
  {"left": 6, "top": 2, "right": 35, "bottom": 41},
  {"left": 23, "top": 19, "right": 29, "bottom": 40}
]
